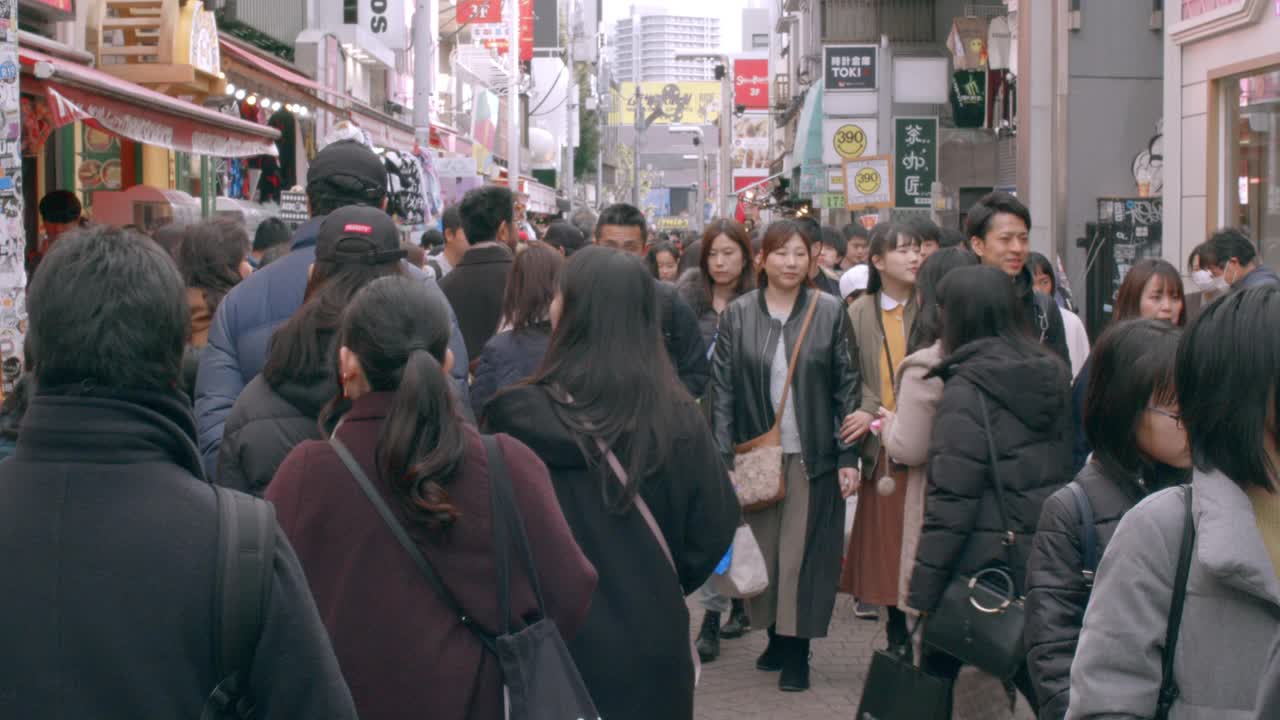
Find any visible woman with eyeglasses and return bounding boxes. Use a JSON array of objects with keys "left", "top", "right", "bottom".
[{"left": 1025, "top": 319, "right": 1190, "bottom": 720}]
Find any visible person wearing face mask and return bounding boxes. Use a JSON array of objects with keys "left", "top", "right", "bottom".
[
  {"left": 838, "top": 222, "right": 922, "bottom": 652},
  {"left": 1188, "top": 244, "right": 1228, "bottom": 300},
  {"left": 1069, "top": 259, "right": 1186, "bottom": 473},
  {"left": 966, "top": 192, "right": 1071, "bottom": 364},
  {"left": 1197, "top": 228, "right": 1280, "bottom": 293},
  {"left": 1025, "top": 319, "right": 1191, "bottom": 720}
]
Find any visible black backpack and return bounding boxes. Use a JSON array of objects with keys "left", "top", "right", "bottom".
[{"left": 201, "top": 486, "right": 278, "bottom": 720}]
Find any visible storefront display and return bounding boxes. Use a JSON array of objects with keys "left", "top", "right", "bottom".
[{"left": 1225, "top": 67, "right": 1279, "bottom": 267}]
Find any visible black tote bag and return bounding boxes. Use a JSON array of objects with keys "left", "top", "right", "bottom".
[
  {"left": 330, "top": 434, "right": 598, "bottom": 720},
  {"left": 855, "top": 647, "right": 952, "bottom": 720}
]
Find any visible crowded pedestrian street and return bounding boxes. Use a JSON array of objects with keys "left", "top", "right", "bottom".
[{"left": 3, "top": 0, "right": 1280, "bottom": 719}]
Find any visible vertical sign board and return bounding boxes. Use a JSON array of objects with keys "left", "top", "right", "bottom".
[
  {"left": 0, "top": 0, "right": 24, "bottom": 392},
  {"left": 733, "top": 59, "right": 770, "bottom": 110},
  {"left": 823, "top": 45, "right": 878, "bottom": 91},
  {"left": 360, "top": 0, "right": 408, "bottom": 50},
  {"left": 842, "top": 156, "right": 893, "bottom": 210},
  {"left": 893, "top": 117, "right": 937, "bottom": 209}
]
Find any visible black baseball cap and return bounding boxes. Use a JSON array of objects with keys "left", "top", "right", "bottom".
[
  {"left": 306, "top": 140, "right": 387, "bottom": 198},
  {"left": 315, "top": 206, "right": 407, "bottom": 266}
]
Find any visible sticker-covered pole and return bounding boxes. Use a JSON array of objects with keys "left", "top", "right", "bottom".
[{"left": 0, "top": 0, "right": 27, "bottom": 394}]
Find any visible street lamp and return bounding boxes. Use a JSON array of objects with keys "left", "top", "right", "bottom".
[
  {"left": 674, "top": 50, "right": 732, "bottom": 219},
  {"left": 670, "top": 124, "right": 705, "bottom": 232}
]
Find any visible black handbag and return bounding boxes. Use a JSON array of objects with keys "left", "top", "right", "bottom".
[
  {"left": 330, "top": 434, "right": 599, "bottom": 720},
  {"left": 922, "top": 393, "right": 1027, "bottom": 681},
  {"left": 856, "top": 624, "right": 952, "bottom": 720}
]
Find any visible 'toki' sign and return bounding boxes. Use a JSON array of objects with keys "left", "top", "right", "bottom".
[{"left": 734, "top": 59, "right": 770, "bottom": 110}]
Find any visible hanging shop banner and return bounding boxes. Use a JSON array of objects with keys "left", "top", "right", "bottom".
[
  {"left": 471, "top": 89, "right": 500, "bottom": 152},
  {"left": 458, "top": 0, "right": 501, "bottom": 23},
  {"left": 607, "top": 82, "right": 722, "bottom": 126},
  {"left": 732, "top": 115, "right": 770, "bottom": 171},
  {"left": 733, "top": 58, "right": 770, "bottom": 110},
  {"left": 823, "top": 45, "right": 878, "bottom": 92},
  {"left": 360, "top": 0, "right": 408, "bottom": 50},
  {"left": 474, "top": 0, "right": 533, "bottom": 60},
  {"left": 894, "top": 117, "right": 937, "bottom": 209},
  {"left": 45, "top": 85, "right": 278, "bottom": 157},
  {"left": 842, "top": 155, "right": 893, "bottom": 209},
  {"left": 822, "top": 117, "right": 877, "bottom": 166}
]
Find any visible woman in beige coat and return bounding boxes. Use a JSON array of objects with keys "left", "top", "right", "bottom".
[{"left": 878, "top": 248, "right": 979, "bottom": 615}]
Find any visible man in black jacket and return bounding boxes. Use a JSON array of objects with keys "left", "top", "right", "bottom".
[
  {"left": 0, "top": 226, "right": 356, "bottom": 718},
  {"left": 594, "top": 203, "right": 710, "bottom": 397},
  {"left": 966, "top": 192, "right": 1071, "bottom": 364},
  {"left": 440, "top": 185, "right": 517, "bottom": 360}
]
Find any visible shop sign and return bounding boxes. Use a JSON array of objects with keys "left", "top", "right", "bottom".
[
  {"left": 823, "top": 45, "right": 878, "bottom": 92},
  {"left": 360, "top": 0, "right": 408, "bottom": 51},
  {"left": 279, "top": 191, "right": 310, "bottom": 225},
  {"left": 893, "top": 117, "right": 937, "bottom": 209},
  {"left": 656, "top": 216, "right": 689, "bottom": 231},
  {"left": 826, "top": 166, "right": 844, "bottom": 192},
  {"left": 822, "top": 117, "right": 877, "bottom": 165},
  {"left": 817, "top": 192, "right": 846, "bottom": 210},
  {"left": 187, "top": 5, "right": 220, "bottom": 76},
  {"left": 842, "top": 155, "right": 893, "bottom": 209},
  {"left": 734, "top": 59, "right": 770, "bottom": 110},
  {"left": 799, "top": 162, "right": 825, "bottom": 196},
  {"left": 458, "top": 0, "right": 501, "bottom": 23},
  {"left": 732, "top": 115, "right": 769, "bottom": 171},
  {"left": 607, "top": 82, "right": 723, "bottom": 126},
  {"left": 437, "top": 156, "right": 476, "bottom": 177},
  {"left": 473, "top": 0, "right": 533, "bottom": 60}
]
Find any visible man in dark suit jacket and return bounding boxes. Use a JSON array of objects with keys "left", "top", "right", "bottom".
[{"left": 440, "top": 185, "right": 517, "bottom": 360}]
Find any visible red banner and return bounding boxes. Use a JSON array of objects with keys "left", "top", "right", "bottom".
[
  {"left": 458, "top": 0, "right": 501, "bottom": 23},
  {"left": 734, "top": 58, "right": 770, "bottom": 110},
  {"left": 520, "top": 0, "right": 534, "bottom": 61}
]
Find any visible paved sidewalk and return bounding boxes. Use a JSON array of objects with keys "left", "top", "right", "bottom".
[{"left": 692, "top": 595, "right": 1035, "bottom": 720}]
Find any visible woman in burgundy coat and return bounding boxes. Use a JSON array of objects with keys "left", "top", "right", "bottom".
[{"left": 268, "top": 276, "right": 598, "bottom": 720}]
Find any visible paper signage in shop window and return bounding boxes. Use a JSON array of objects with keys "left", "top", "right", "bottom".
[
  {"left": 361, "top": 0, "right": 408, "bottom": 51},
  {"left": 894, "top": 117, "right": 937, "bottom": 209},
  {"left": 278, "top": 190, "right": 310, "bottom": 226},
  {"left": 842, "top": 156, "right": 893, "bottom": 209}
]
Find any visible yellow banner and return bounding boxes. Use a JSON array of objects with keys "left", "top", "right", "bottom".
[{"left": 608, "top": 82, "right": 723, "bottom": 126}]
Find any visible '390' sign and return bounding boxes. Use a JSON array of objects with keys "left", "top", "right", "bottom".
[{"left": 361, "top": 0, "right": 408, "bottom": 50}]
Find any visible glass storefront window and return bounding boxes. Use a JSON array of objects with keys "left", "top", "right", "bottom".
[{"left": 1225, "top": 67, "right": 1280, "bottom": 267}]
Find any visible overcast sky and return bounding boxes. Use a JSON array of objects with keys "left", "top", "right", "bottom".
[{"left": 599, "top": 0, "right": 769, "bottom": 55}]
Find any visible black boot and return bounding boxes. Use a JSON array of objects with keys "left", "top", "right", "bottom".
[
  {"left": 779, "top": 637, "right": 811, "bottom": 692},
  {"left": 696, "top": 611, "right": 721, "bottom": 662},
  {"left": 721, "top": 599, "right": 749, "bottom": 639},
  {"left": 755, "top": 625, "right": 785, "bottom": 671},
  {"left": 885, "top": 606, "right": 913, "bottom": 664}
]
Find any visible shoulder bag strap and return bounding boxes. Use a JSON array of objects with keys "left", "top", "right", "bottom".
[
  {"left": 328, "top": 436, "right": 496, "bottom": 652},
  {"left": 775, "top": 294, "right": 821, "bottom": 422},
  {"left": 872, "top": 293, "right": 897, "bottom": 389},
  {"left": 977, "top": 393, "right": 1017, "bottom": 569},
  {"left": 482, "top": 435, "right": 548, "bottom": 621},
  {"left": 1155, "top": 484, "right": 1196, "bottom": 720},
  {"left": 1066, "top": 481, "right": 1099, "bottom": 584}
]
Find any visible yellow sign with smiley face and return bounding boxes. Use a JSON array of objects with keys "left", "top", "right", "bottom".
[
  {"left": 854, "top": 167, "right": 881, "bottom": 194},
  {"left": 833, "top": 124, "right": 868, "bottom": 160},
  {"left": 841, "top": 155, "right": 893, "bottom": 209}
]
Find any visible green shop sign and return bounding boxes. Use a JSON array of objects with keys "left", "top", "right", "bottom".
[{"left": 893, "top": 117, "right": 937, "bottom": 209}]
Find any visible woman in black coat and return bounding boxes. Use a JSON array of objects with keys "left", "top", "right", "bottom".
[
  {"left": 908, "top": 264, "right": 1073, "bottom": 713},
  {"left": 1024, "top": 319, "right": 1189, "bottom": 719},
  {"left": 471, "top": 243, "right": 562, "bottom": 418},
  {"left": 218, "top": 208, "right": 405, "bottom": 495},
  {"left": 709, "top": 219, "right": 862, "bottom": 692},
  {"left": 485, "top": 246, "right": 740, "bottom": 720}
]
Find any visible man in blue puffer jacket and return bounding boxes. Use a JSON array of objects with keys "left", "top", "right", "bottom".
[{"left": 194, "top": 140, "right": 469, "bottom": 479}]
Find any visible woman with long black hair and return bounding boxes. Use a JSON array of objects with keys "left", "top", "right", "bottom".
[
  {"left": 839, "top": 222, "right": 921, "bottom": 655},
  {"left": 909, "top": 264, "right": 1072, "bottom": 715},
  {"left": 267, "top": 275, "right": 596, "bottom": 720},
  {"left": 484, "top": 246, "right": 740, "bottom": 720},
  {"left": 709, "top": 219, "right": 862, "bottom": 692},
  {"left": 217, "top": 207, "right": 405, "bottom": 495}
]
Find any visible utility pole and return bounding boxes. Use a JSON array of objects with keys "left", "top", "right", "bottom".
[
  {"left": 412, "top": 0, "right": 434, "bottom": 147},
  {"left": 507, "top": 0, "right": 521, "bottom": 188},
  {"left": 563, "top": 0, "right": 575, "bottom": 209},
  {"left": 631, "top": 5, "right": 641, "bottom": 206}
]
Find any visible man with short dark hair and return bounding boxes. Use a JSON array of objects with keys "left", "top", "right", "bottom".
[
  {"left": 1, "top": 226, "right": 357, "bottom": 719},
  {"left": 440, "top": 185, "right": 517, "bottom": 360},
  {"left": 1202, "top": 228, "right": 1279, "bottom": 290},
  {"left": 840, "top": 224, "right": 871, "bottom": 269},
  {"left": 29, "top": 190, "right": 85, "bottom": 275},
  {"left": 794, "top": 217, "right": 841, "bottom": 297},
  {"left": 594, "top": 203, "right": 710, "bottom": 396},
  {"left": 966, "top": 191, "right": 1070, "bottom": 363},
  {"left": 195, "top": 141, "right": 469, "bottom": 478},
  {"left": 250, "top": 217, "right": 291, "bottom": 269},
  {"left": 543, "top": 220, "right": 587, "bottom": 257},
  {"left": 433, "top": 205, "right": 468, "bottom": 277},
  {"left": 911, "top": 218, "right": 942, "bottom": 261}
]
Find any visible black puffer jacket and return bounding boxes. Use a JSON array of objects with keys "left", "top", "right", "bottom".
[
  {"left": 217, "top": 370, "right": 339, "bottom": 496},
  {"left": 908, "top": 336, "right": 1072, "bottom": 613},
  {"left": 1024, "top": 459, "right": 1187, "bottom": 720},
  {"left": 709, "top": 285, "right": 862, "bottom": 477}
]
